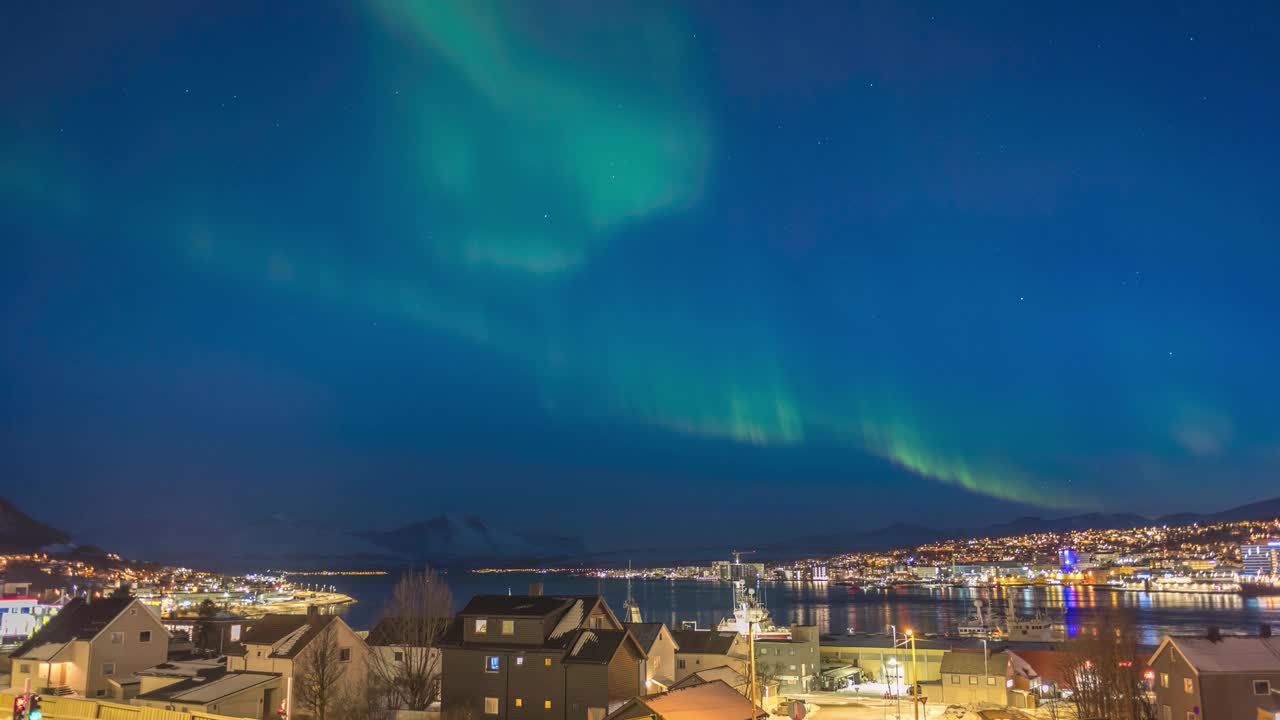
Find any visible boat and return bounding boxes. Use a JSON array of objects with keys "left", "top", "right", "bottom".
[{"left": 957, "top": 599, "right": 1003, "bottom": 639}]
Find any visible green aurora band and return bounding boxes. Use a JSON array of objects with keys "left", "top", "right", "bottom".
[{"left": 162, "top": 1, "right": 1092, "bottom": 510}]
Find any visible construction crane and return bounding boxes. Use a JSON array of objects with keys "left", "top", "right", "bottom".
[{"left": 731, "top": 549, "right": 756, "bottom": 564}]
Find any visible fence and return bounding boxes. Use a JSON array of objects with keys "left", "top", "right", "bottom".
[{"left": 1, "top": 691, "right": 253, "bottom": 720}]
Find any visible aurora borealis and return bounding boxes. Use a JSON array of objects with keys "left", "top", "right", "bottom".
[{"left": 4, "top": 1, "right": 1280, "bottom": 545}]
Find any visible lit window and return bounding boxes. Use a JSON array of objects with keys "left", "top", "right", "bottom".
[
  {"left": 516, "top": 657, "right": 524, "bottom": 666},
  {"left": 486, "top": 656, "right": 501, "bottom": 673},
  {"left": 986, "top": 677, "right": 995, "bottom": 686},
  {"left": 969, "top": 676, "right": 978, "bottom": 685},
  {"left": 951, "top": 675, "right": 959, "bottom": 684},
  {"left": 544, "top": 657, "right": 552, "bottom": 667},
  {"left": 475, "top": 618, "right": 488, "bottom": 633},
  {"left": 502, "top": 620, "right": 515, "bottom": 635},
  {"left": 139, "top": 631, "right": 152, "bottom": 643},
  {"left": 484, "top": 698, "right": 499, "bottom": 715},
  {"left": 1255, "top": 681, "right": 1272, "bottom": 696},
  {"left": 544, "top": 701, "right": 552, "bottom": 709},
  {"left": 1183, "top": 678, "right": 1193, "bottom": 694},
  {"left": 1160, "top": 673, "right": 1169, "bottom": 688},
  {"left": 515, "top": 699, "right": 523, "bottom": 708}
]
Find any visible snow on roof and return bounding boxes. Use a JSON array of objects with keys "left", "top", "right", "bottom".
[
  {"left": 550, "top": 599, "right": 584, "bottom": 639},
  {"left": 167, "top": 672, "right": 278, "bottom": 704},
  {"left": 635, "top": 679, "right": 764, "bottom": 720},
  {"left": 272, "top": 624, "right": 311, "bottom": 657},
  {"left": 571, "top": 630, "right": 598, "bottom": 656},
  {"left": 1164, "top": 637, "right": 1280, "bottom": 673}
]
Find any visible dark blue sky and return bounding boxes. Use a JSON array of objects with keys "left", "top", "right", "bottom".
[{"left": 3, "top": 1, "right": 1279, "bottom": 550}]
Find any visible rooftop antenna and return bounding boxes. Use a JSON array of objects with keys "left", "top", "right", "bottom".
[{"left": 623, "top": 560, "right": 642, "bottom": 623}]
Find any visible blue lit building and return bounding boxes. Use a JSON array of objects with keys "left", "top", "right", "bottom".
[{"left": 1240, "top": 540, "right": 1280, "bottom": 577}]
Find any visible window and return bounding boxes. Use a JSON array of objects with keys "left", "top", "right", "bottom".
[
  {"left": 969, "top": 676, "right": 978, "bottom": 685},
  {"left": 1256, "top": 680, "right": 1272, "bottom": 696},
  {"left": 231, "top": 624, "right": 242, "bottom": 642},
  {"left": 110, "top": 631, "right": 124, "bottom": 644},
  {"left": 484, "top": 698, "right": 499, "bottom": 715},
  {"left": 759, "top": 648, "right": 767, "bottom": 655},
  {"left": 544, "top": 657, "right": 552, "bottom": 667},
  {"left": 486, "top": 656, "right": 501, "bottom": 673},
  {"left": 515, "top": 699, "right": 523, "bottom": 708},
  {"left": 96, "top": 690, "right": 106, "bottom": 698},
  {"left": 516, "top": 656, "right": 524, "bottom": 666},
  {"left": 951, "top": 675, "right": 960, "bottom": 685},
  {"left": 1160, "top": 672, "right": 1169, "bottom": 688},
  {"left": 19, "top": 663, "right": 31, "bottom": 674},
  {"left": 1160, "top": 705, "right": 1171, "bottom": 720},
  {"left": 475, "top": 618, "right": 488, "bottom": 633},
  {"left": 139, "top": 631, "right": 152, "bottom": 643},
  {"left": 256, "top": 650, "right": 263, "bottom": 658},
  {"left": 502, "top": 620, "right": 515, "bottom": 635},
  {"left": 987, "top": 677, "right": 996, "bottom": 686},
  {"left": 103, "top": 662, "right": 116, "bottom": 676},
  {"left": 677, "top": 658, "right": 687, "bottom": 670},
  {"left": 1185, "top": 713, "right": 1195, "bottom": 720},
  {"left": 544, "top": 701, "right": 552, "bottom": 710},
  {"left": 1183, "top": 678, "right": 1193, "bottom": 694},
  {"left": 789, "top": 665, "right": 797, "bottom": 671},
  {"left": 394, "top": 651, "right": 404, "bottom": 662},
  {"left": 339, "top": 648, "right": 351, "bottom": 662},
  {"left": 789, "top": 648, "right": 796, "bottom": 656},
  {"left": 588, "top": 708, "right": 606, "bottom": 720}
]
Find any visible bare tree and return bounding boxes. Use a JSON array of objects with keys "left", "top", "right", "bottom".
[
  {"left": 368, "top": 568, "right": 454, "bottom": 711},
  {"left": 295, "top": 621, "right": 350, "bottom": 720},
  {"left": 1060, "top": 613, "right": 1153, "bottom": 720}
]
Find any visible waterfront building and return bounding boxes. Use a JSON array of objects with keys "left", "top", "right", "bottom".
[
  {"left": 1148, "top": 630, "right": 1280, "bottom": 720},
  {"left": 1242, "top": 541, "right": 1280, "bottom": 577},
  {"left": 9, "top": 597, "right": 169, "bottom": 698},
  {"left": 0, "top": 596, "right": 62, "bottom": 640},
  {"left": 819, "top": 635, "right": 950, "bottom": 687},
  {"left": 937, "top": 650, "right": 1010, "bottom": 705},
  {"left": 754, "top": 625, "right": 819, "bottom": 693},
  {"left": 671, "top": 629, "right": 748, "bottom": 682},
  {"left": 439, "top": 593, "right": 647, "bottom": 720},
  {"left": 711, "top": 561, "right": 765, "bottom": 583}
]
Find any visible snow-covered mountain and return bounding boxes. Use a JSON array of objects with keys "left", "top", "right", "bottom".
[{"left": 359, "top": 514, "right": 589, "bottom": 566}]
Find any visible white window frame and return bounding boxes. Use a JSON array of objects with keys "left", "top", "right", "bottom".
[
  {"left": 475, "top": 618, "right": 488, "bottom": 633},
  {"left": 484, "top": 697, "right": 498, "bottom": 715},
  {"left": 110, "top": 631, "right": 124, "bottom": 644},
  {"left": 1255, "top": 680, "right": 1272, "bottom": 696},
  {"left": 103, "top": 662, "right": 116, "bottom": 676}
]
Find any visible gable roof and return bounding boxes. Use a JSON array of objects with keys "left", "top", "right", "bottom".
[
  {"left": 564, "top": 628, "right": 646, "bottom": 664},
  {"left": 10, "top": 597, "right": 141, "bottom": 659},
  {"left": 672, "top": 629, "right": 739, "bottom": 655},
  {"left": 442, "top": 595, "right": 620, "bottom": 652},
  {"left": 940, "top": 650, "right": 1009, "bottom": 676},
  {"left": 238, "top": 614, "right": 312, "bottom": 645},
  {"left": 1006, "top": 650, "right": 1071, "bottom": 686},
  {"left": 1149, "top": 636, "right": 1280, "bottom": 674},
  {"left": 669, "top": 665, "right": 749, "bottom": 692},
  {"left": 606, "top": 679, "right": 766, "bottom": 720},
  {"left": 624, "top": 623, "right": 673, "bottom": 653}
]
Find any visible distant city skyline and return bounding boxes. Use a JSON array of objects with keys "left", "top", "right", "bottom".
[{"left": 4, "top": 2, "right": 1280, "bottom": 544}]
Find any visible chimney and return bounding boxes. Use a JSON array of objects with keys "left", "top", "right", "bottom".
[
  {"left": 1206, "top": 626, "right": 1222, "bottom": 643},
  {"left": 1262, "top": 624, "right": 1273, "bottom": 638},
  {"left": 529, "top": 582, "right": 543, "bottom": 597}
]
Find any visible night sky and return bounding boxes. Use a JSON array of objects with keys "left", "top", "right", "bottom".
[{"left": 3, "top": 2, "right": 1279, "bottom": 550}]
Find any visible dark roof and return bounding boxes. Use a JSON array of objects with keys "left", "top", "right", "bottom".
[
  {"left": 441, "top": 595, "right": 617, "bottom": 653},
  {"left": 672, "top": 629, "right": 739, "bottom": 655},
  {"left": 624, "top": 623, "right": 669, "bottom": 653},
  {"left": 563, "top": 629, "right": 644, "bottom": 664},
  {"left": 268, "top": 616, "right": 340, "bottom": 659},
  {"left": 608, "top": 680, "right": 767, "bottom": 720},
  {"left": 10, "top": 597, "right": 136, "bottom": 659},
  {"left": 458, "top": 595, "right": 576, "bottom": 617},
  {"left": 238, "top": 614, "right": 311, "bottom": 645},
  {"left": 366, "top": 616, "right": 451, "bottom": 647},
  {"left": 940, "top": 650, "right": 1009, "bottom": 676}
]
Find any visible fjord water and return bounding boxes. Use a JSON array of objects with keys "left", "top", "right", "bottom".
[{"left": 328, "top": 572, "right": 1280, "bottom": 645}]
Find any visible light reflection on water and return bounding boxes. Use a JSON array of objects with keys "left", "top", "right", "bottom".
[{"left": 332, "top": 573, "right": 1280, "bottom": 645}]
